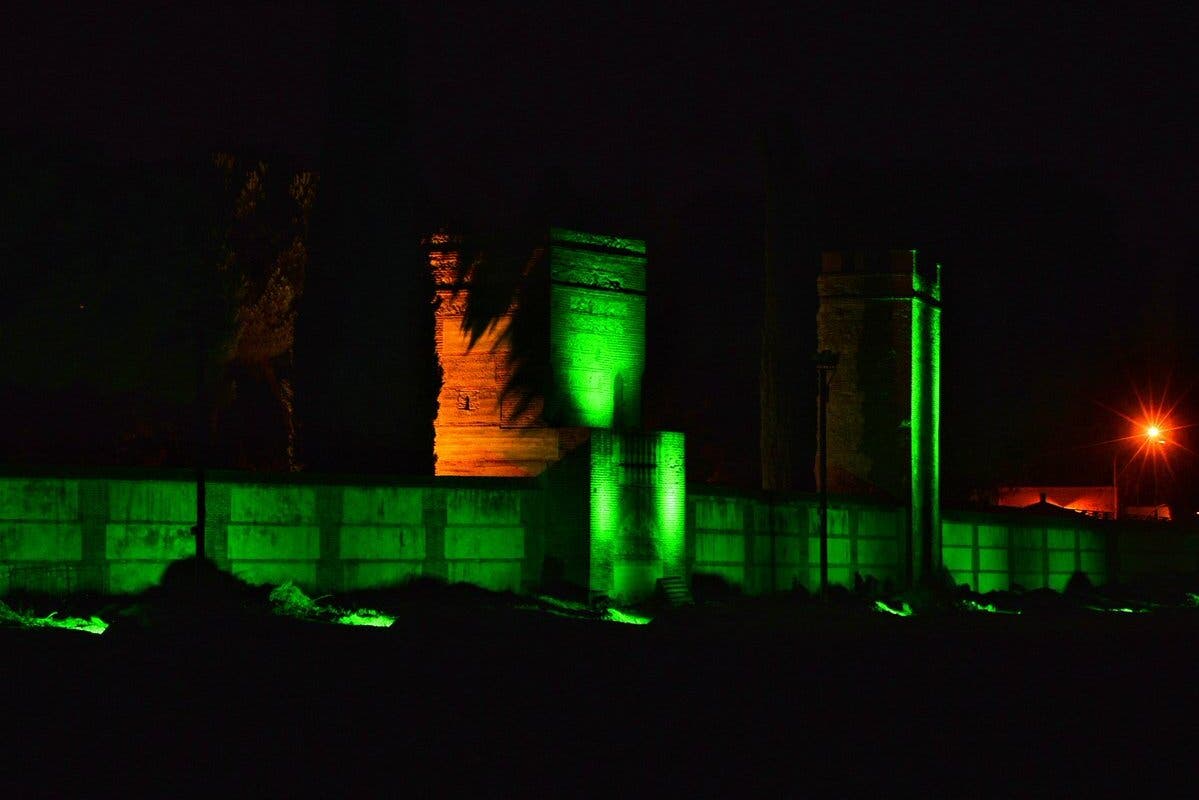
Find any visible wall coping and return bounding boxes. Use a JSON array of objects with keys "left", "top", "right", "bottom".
[{"left": 0, "top": 465, "right": 540, "bottom": 491}]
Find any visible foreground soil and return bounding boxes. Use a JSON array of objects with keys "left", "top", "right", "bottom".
[{"left": 4, "top": 596, "right": 1199, "bottom": 796}]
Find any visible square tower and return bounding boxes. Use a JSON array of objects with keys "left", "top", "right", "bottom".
[
  {"left": 429, "top": 228, "right": 648, "bottom": 477},
  {"left": 816, "top": 249, "right": 941, "bottom": 583}
]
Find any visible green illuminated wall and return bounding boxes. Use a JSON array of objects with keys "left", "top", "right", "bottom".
[
  {"left": 942, "top": 511, "right": 1109, "bottom": 592},
  {"left": 0, "top": 471, "right": 544, "bottom": 596},
  {"left": 687, "top": 491, "right": 1126, "bottom": 595},
  {"left": 689, "top": 487, "right": 907, "bottom": 593},
  {"left": 655, "top": 433, "right": 687, "bottom": 580},
  {"left": 548, "top": 228, "right": 646, "bottom": 428},
  {"left": 588, "top": 430, "right": 686, "bottom": 603},
  {"left": 4, "top": 469, "right": 1198, "bottom": 600}
]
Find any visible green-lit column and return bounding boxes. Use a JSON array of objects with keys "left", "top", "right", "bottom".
[
  {"left": 655, "top": 432, "right": 686, "bottom": 579},
  {"left": 589, "top": 430, "right": 620, "bottom": 598},
  {"left": 911, "top": 263, "right": 942, "bottom": 581},
  {"left": 588, "top": 430, "right": 686, "bottom": 604}
]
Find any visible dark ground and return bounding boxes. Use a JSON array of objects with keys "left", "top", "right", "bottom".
[{"left": 4, "top": 586, "right": 1199, "bottom": 797}]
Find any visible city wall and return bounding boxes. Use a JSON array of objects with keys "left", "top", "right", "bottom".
[
  {"left": 0, "top": 470, "right": 546, "bottom": 597},
  {"left": 3, "top": 468, "right": 1198, "bottom": 599}
]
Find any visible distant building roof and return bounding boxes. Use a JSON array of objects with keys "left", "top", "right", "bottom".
[
  {"left": 997, "top": 486, "right": 1115, "bottom": 515},
  {"left": 1123, "top": 504, "right": 1172, "bottom": 521}
]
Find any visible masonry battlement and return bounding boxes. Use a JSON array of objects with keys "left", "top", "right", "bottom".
[
  {"left": 821, "top": 249, "right": 915, "bottom": 274},
  {"left": 549, "top": 228, "right": 646, "bottom": 293}
]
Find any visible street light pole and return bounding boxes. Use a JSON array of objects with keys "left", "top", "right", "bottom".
[
  {"left": 1118, "top": 423, "right": 1170, "bottom": 520},
  {"left": 193, "top": 299, "right": 207, "bottom": 564},
  {"left": 1153, "top": 453, "right": 1160, "bottom": 520},
  {"left": 1148, "top": 424, "right": 1165, "bottom": 520},
  {"left": 814, "top": 351, "right": 839, "bottom": 599},
  {"left": 1112, "top": 451, "right": 1119, "bottom": 521}
]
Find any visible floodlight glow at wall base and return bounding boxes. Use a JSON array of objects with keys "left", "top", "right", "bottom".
[
  {"left": 336, "top": 611, "right": 396, "bottom": 627},
  {"left": 0, "top": 601, "right": 108, "bottom": 634},
  {"left": 873, "top": 600, "right": 914, "bottom": 617},
  {"left": 605, "top": 608, "right": 652, "bottom": 625}
]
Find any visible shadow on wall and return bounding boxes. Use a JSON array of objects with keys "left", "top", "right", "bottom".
[{"left": 858, "top": 299, "right": 908, "bottom": 503}]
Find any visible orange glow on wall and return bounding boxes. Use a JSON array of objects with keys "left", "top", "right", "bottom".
[{"left": 427, "top": 233, "right": 564, "bottom": 477}]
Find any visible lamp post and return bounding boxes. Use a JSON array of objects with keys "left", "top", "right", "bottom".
[
  {"left": 814, "top": 350, "right": 839, "bottom": 599},
  {"left": 1113, "top": 423, "right": 1169, "bottom": 521},
  {"left": 193, "top": 286, "right": 207, "bottom": 565},
  {"left": 1147, "top": 425, "right": 1164, "bottom": 519},
  {"left": 1112, "top": 450, "right": 1119, "bottom": 521}
]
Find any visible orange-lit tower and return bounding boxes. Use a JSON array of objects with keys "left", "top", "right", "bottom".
[
  {"left": 427, "top": 228, "right": 649, "bottom": 477},
  {"left": 427, "top": 233, "right": 561, "bottom": 476}
]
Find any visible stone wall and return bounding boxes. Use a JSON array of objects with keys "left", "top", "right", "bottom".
[
  {"left": 689, "top": 487, "right": 907, "bottom": 592},
  {"left": 941, "top": 510, "right": 1108, "bottom": 592},
  {"left": 685, "top": 496, "right": 1199, "bottom": 595},
  {"left": 428, "top": 228, "right": 648, "bottom": 477},
  {"left": 4, "top": 467, "right": 1199, "bottom": 600},
  {"left": 429, "top": 233, "right": 562, "bottom": 477},
  {"left": 0, "top": 470, "right": 543, "bottom": 596}
]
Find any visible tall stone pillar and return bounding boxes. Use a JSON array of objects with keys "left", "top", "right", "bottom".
[{"left": 816, "top": 250, "right": 941, "bottom": 585}]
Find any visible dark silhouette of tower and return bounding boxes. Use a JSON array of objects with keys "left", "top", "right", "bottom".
[
  {"left": 816, "top": 249, "right": 941, "bottom": 584},
  {"left": 296, "top": 3, "right": 436, "bottom": 474}
]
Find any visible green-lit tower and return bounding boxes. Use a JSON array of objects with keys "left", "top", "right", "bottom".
[
  {"left": 816, "top": 250, "right": 941, "bottom": 585},
  {"left": 430, "top": 227, "right": 684, "bottom": 604},
  {"left": 542, "top": 229, "right": 685, "bottom": 604},
  {"left": 547, "top": 228, "right": 647, "bottom": 428}
]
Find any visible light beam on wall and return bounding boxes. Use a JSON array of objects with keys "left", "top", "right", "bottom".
[{"left": 549, "top": 229, "right": 647, "bottom": 429}]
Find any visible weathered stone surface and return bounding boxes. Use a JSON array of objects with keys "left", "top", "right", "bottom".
[{"left": 430, "top": 227, "right": 647, "bottom": 475}]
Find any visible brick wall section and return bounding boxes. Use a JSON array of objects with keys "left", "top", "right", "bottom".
[
  {"left": 943, "top": 510, "right": 1109, "bottom": 591},
  {"left": 79, "top": 479, "right": 109, "bottom": 592},
  {"left": 105, "top": 479, "right": 195, "bottom": 594},
  {"left": 0, "top": 478, "right": 83, "bottom": 596},
  {"left": 316, "top": 485, "right": 345, "bottom": 590},
  {"left": 0, "top": 471, "right": 544, "bottom": 596},
  {"left": 428, "top": 233, "right": 561, "bottom": 477}
]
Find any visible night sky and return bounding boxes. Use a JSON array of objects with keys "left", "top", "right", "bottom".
[{"left": 4, "top": 3, "right": 1198, "bottom": 504}]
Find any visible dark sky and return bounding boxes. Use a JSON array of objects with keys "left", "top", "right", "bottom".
[
  {"left": 4, "top": 2, "right": 1198, "bottom": 498},
  {"left": 6, "top": 4, "right": 1192, "bottom": 230}
]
